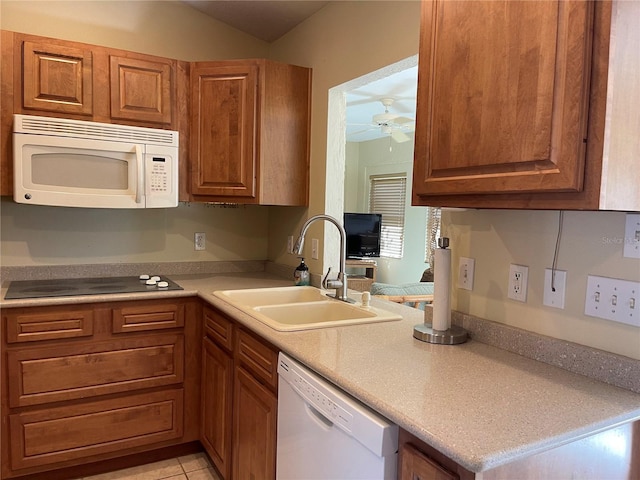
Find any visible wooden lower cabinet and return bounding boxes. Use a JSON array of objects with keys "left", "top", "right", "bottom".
[
  {"left": 201, "top": 337, "right": 234, "bottom": 479},
  {"left": 200, "top": 306, "right": 278, "bottom": 480},
  {"left": 399, "top": 423, "right": 640, "bottom": 480},
  {"left": 0, "top": 297, "right": 200, "bottom": 479},
  {"left": 232, "top": 366, "right": 277, "bottom": 480},
  {"left": 400, "top": 443, "right": 459, "bottom": 480}
]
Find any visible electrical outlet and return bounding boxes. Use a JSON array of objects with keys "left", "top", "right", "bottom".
[
  {"left": 623, "top": 213, "right": 640, "bottom": 258},
  {"left": 311, "top": 238, "right": 319, "bottom": 260},
  {"left": 585, "top": 275, "right": 639, "bottom": 327},
  {"left": 194, "top": 232, "right": 206, "bottom": 251},
  {"left": 458, "top": 257, "right": 475, "bottom": 290},
  {"left": 507, "top": 264, "right": 528, "bottom": 302},
  {"left": 287, "top": 236, "right": 294, "bottom": 254},
  {"left": 543, "top": 269, "right": 566, "bottom": 309}
]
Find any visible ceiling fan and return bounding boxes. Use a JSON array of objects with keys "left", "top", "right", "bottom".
[{"left": 348, "top": 97, "right": 415, "bottom": 143}]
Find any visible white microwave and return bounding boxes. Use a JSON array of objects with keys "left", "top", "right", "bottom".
[{"left": 13, "top": 114, "right": 179, "bottom": 209}]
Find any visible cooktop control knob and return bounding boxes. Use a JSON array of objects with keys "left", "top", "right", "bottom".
[
  {"left": 151, "top": 276, "right": 161, "bottom": 282},
  {"left": 157, "top": 281, "right": 169, "bottom": 288},
  {"left": 146, "top": 279, "right": 157, "bottom": 285},
  {"left": 139, "top": 274, "right": 150, "bottom": 280}
]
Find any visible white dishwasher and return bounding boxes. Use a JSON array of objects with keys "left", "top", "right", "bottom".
[{"left": 276, "top": 352, "right": 398, "bottom": 480}]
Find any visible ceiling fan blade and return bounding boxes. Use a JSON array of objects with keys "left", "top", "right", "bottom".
[
  {"left": 392, "top": 116, "right": 414, "bottom": 125},
  {"left": 391, "top": 130, "right": 411, "bottom": 143}
]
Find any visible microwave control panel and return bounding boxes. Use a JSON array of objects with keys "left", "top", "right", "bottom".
[
  {"left": 145, "top": 147, "right": 178, "bottom": 208},
  {"left": 149, "top": 156, "right": 170, "bottom": 193}
]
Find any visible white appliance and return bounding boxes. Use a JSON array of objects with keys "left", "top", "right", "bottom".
[
  {"left": 277, "top": 352, "right": 398, "bottom": 480},
  {"left": 13, "top": 114, "right": 179, "bottom": 209}
]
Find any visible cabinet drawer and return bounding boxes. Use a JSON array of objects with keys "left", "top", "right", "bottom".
[
  {"left": 7, "top": 334, "right": 184, "bottom": 407},
  {"left": 204, "top": 306, "right": 234, "bottom": 351},
  {"left": 112, "top": 302, "right": 185, "bottom": 333},
  {"left": 236, "top": 329, "right": 278, "bottom": 390},
  {"left": 5, "top": 308, "right": 94, "bottom": 343},
  {"left": 9, "top": 389, "right": 183, "bottom": 471}
]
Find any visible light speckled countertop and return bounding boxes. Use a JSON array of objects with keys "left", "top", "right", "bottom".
[{"left": 3, "top": 272, "right": 640, "bottom": 473}]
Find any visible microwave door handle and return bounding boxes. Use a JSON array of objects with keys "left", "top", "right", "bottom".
[{"left": 134, "top": 145, "right": 144, "bottom": 205}]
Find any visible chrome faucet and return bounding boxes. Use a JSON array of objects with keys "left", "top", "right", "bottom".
[{"left": 293, "top": 214, "right": 352, "bottom": 303}]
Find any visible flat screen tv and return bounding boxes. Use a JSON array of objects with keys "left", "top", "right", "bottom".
[{"left": 344, "top": 212, "right": 382, "bottom": 259}]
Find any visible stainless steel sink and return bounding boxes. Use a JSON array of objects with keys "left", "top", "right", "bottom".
[{"left": 213, "top": 286, "right": 402, "bottom": 331}]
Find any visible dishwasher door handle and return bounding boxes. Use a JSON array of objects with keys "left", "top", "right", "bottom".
[{"left": 305, "top": 403, "right": 334, "bottom": 430}]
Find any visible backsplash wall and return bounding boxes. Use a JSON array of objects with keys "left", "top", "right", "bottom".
[
  {"left": 0, "top": 199, "right": 269, "bottom": 266},
  {"left": 445, "top": 209, "right": 640, "bottom": 360}
]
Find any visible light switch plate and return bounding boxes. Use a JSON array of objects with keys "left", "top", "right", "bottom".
[
  {"left": 623, "top": 213, "right": 640, "bottom": 259},
  {"left": 584, "top": 275, "right": 639, "bottom": 327},
  {"left": 543, "top": 269, "right": 566, "bottom": 309},
  {"left": 458, "top": 257, "right": 475, "bottom": 290}
]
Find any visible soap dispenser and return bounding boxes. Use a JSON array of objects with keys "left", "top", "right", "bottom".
[{"left": 293, "top": 258, "right": 310, "bottom": 286}]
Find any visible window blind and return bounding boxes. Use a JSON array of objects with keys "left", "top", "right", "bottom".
[
  {"left": 369, "top": 175, "right": 407, "bottom": 259},
  {"left": 424, "top": 206, "right": 441, "bottom": 270}
]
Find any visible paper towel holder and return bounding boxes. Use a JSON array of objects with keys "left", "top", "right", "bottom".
[
  {"left": 413, "top": 236, "right": 468, "bottom": 345},
  {"left": 413, "top": 322, "right": 468, "bottom": 345}
]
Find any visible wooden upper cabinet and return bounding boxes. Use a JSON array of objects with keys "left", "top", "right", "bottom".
[
  {"left": 22, "top": 40, "right": 93, "bottom": 116},
  {"left": 189, "top": 59, "right": 311, "bottom": 205},
  {"left": 414, "top": 0, "right": 592, "bottom": 196},
  {"left": 110, "top": 55, "right": 173, "bottom": 125},
  {"left": 6, "top": 32, "right": 177, "bottom": 128},
  {"left": 412, "top": 1, "right": 638, "bottom": 210},
  {"left": 190, "top": 62, "right": 259, "bottom": 200},
  {"left": 1, "top": 31, "right": 181, "bottom": 197}
]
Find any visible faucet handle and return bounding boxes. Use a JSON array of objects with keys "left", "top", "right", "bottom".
[
  {"left": 322, "top": 267, "right": 331, "bottom": 289},
  {"left": 322, "top": 267, "right": 344, "bottom": 290}
]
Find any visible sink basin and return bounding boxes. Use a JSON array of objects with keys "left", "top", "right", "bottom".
[
  {"left": 213, "top": 286, "right": 402, "bottom": 331},
  {"left": 215, "top": 286, "right": 327, "bottom": 307}
]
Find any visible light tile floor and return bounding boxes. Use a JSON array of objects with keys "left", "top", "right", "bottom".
[{"left": 74, "top": 453, "right": 220, "bottom": 480}]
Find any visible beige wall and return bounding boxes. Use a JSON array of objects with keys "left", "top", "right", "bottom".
[
  {"left": 446, "top": 209, "right": 640, "bottom": 360},
  {"left": 0, "top": 0, "right": 269, "bottom": 60},
  {"left": 0, "top": 198, "right": 269, "bottom": 266},
  {"left": 267, "top": 1, "right": 423, "bottom": 272}
]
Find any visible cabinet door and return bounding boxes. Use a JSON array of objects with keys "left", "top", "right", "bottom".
[
  {"left": 400, "top": 443, "right": 459, "bottom": 480},
  {"left": 110, "top": 55, "right": 173, "bottom": 125},
  {"left": 22, "top": 40, "right": 93, "bottom": 115},
  {"left": 190, "top": 62, "right": 258, "bottom": 200},
  {"left": 201, "top": 337, "right": 234, "bottom": 479},
  {"left": 413, "top": 1, "right": 594, "bottom": 198},
  {"left": 232, "top": 366, "right": 277, "bottom": 480}
]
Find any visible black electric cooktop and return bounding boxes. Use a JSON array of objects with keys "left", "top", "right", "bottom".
[{"left": 5, "top": 275, "right": 183, "bottom": 300}]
